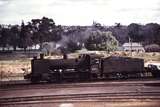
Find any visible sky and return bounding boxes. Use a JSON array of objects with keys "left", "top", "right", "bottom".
[{"left": 0, "top": 0, "right": 160, "bottom": 26}]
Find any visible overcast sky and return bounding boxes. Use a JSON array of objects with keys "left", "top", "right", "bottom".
[{"left": 0, "top": 0, "right": 160, "bottom": 25}]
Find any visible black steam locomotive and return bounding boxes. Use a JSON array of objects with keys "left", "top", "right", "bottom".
[{"left": 25, "top": 54, "right": 160, "bottom": 83}]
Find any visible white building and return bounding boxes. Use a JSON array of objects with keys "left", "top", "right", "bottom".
[{"left": 122, "top": 42, "right": 145, "bottom": 52}]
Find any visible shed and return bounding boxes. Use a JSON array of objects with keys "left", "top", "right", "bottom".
[{"left": 122, "top": 42, "right": 145, "bottom": 52}]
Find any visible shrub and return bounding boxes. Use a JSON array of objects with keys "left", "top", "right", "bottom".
[{"left": 145, "top": 44, "right": 160, "bottom": 52}]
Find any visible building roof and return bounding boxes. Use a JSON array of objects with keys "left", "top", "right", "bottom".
[{"left": 123, "top": 43, "right": 143, "bottom": 47}]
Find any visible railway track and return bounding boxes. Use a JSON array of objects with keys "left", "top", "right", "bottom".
[
  {"left": 1, "top": 92, "right": 160, "bottom": 105},
  {"left": 1, "top": 78, "right": 160, "bottom": 91},
  {"left": 0, "top": 82, "right": 144, "bottom": 91},
  {"left": 1, "top": 79, "right": 160, "bottom": 107},
  {"left": 0, "top": 75, "right": 155, "bottom": 85}
]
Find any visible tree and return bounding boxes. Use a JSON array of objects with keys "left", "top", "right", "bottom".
[
  {"left": 0, "top": 28, "right": 11, "bottom": 50},
  {"left": 67, "top": 40, "right": 81, "bottom": 52},
  {"left": 0, "top": 25, "right": 2, "bottom": 48},
  {"left": 115, "top": 23, "right": 121, "bottom": 28},
  {"left": 144, "top": 44, "right": 160, "bottom": 52},
  {"left": 92, "top": 21, "right": 104, "bottom": 30},
  {"left": 19, "top": 21, "right": 33, "bottom": 51},
  {"left": 85, "top": 30, "right": 119, "bottom": 52},
  {"left": 31, "top": 17, "right": 62, "bottom": 49},
  {"left": 9, "top": 25, "right": 20, "bottom": 51},
  {"left": 145, "top": 23, "right": 160, "bottom": 45},
  {"left": 127, "top": 23, "right": 142, "bottom": 42}
]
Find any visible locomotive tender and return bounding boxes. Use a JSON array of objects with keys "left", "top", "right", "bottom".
[{"left": 25, "top": 54, "right": 159, "bottom": 83}]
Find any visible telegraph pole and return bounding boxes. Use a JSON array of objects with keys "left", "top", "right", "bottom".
[{"left": 129, "top": 37, "right": 132, "bottom": 56}]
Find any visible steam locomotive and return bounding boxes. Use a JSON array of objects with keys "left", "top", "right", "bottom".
[{"left": 25, "top": 54, "right": 160, "bottom": 83}]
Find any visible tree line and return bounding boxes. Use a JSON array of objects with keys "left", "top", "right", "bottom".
[
  {"left": 0, "top": 17, "right": 62, "bottom": 51},
  {"left": 0, "top": 17, "right": 160, "bottom": 52},
  {"left": 111, "top": 23, "right": 160, "bottom": 45}
]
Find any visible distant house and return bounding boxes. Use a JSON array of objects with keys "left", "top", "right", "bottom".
[
  {"left": 0, "top": 44, "right": 40, "bottom": 51},
  {"left": 122, "top": 42, "right": 145, "bottom": 52}
]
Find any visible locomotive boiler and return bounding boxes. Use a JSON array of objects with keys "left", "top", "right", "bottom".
[
  {"left": 28, "top": 54, "right": 99, "bottom": 83},
  {"left": 25, "top": 54, "right": 159, "bottom": 83}
]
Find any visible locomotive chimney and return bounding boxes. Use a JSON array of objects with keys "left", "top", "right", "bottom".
[
  {"left": 40, "top": 53, "right": 44, "bottom": 59},
  {"left": 63, "top": 53, "right": 68, "bottom": 59},
  {"left": 33, "top": 56, "right": 37, "bottom": 60}
]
